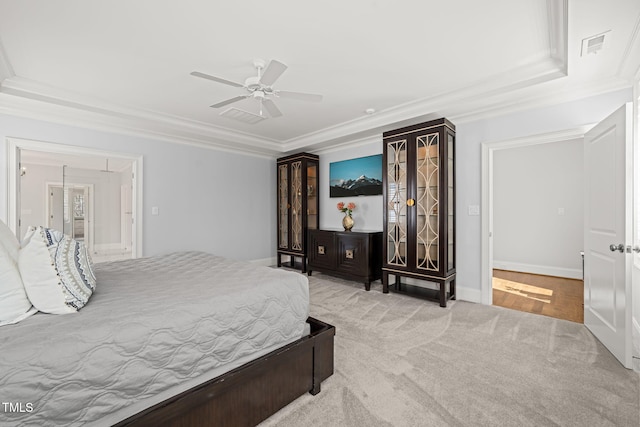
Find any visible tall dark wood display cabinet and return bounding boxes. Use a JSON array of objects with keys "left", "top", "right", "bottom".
[
  {"left": 277, "top": 153, "right": 319, "bottom": 273},
  {"left": 382, "top": 118, "right": 456, "bottom": 307}
]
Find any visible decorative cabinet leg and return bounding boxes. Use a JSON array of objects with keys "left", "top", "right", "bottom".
[
  {"left": 439, "top": 283, "right": 446, "bottom": 307},
  {"left": 277, "top": 254, "right": 282, "bottom": 267},
  {"left": 382, "top": 271, "right": 389, "bottom": 293},
  {"left": 365, "top": 281, "right": 371, "bottom": 291},
  {"left": 301, "top": 257, "right": 307, "bottom": 274},
  {"left": 450, "top": 279, "right": 456, "bottom": 300}
]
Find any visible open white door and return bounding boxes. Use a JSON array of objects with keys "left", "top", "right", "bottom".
[{"left": 584, "top": 103, "right": 633, "bottom": 368}]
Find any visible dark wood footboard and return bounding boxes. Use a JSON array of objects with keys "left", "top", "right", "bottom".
[{"left": 114, "top": 317, "right": 335, "bottom": 427}]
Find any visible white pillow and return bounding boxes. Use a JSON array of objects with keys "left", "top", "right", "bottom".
[
  {"left": 0, "top": 241, "right": 37, "bottom": 326},
  {"left": 0, "top": 218, "right": 19, "bottom": 262},
  {"left": 19, "top": 226, "right": 97, "bottom": 314}
]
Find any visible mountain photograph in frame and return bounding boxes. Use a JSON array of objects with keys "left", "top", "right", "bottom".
[{"left": 329, "top": 154, "right": 383, "bottom": 197}]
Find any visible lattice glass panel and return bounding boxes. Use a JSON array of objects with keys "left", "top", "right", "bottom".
[
  {"left": 416, "top": 133, "right": 439, "bottom": 271},
  {"left": 386, "top": 140, "right": 407, "bottom": 266},
  {"left": 278, "top": 164, "right": 288, "bottom": 249},
  {"left": 307, "top": 164, "right": 318, "bottom": 230},
  {"left": 291, "top": 161, "right": 303, "bottom": 250},
  {"left": 447, "top": 133, "right": 454, "bottom": 270}
]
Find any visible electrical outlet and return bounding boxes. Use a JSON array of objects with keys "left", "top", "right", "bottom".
[{"left": 468, "top": 205, "right": 480, "bottom": 216}]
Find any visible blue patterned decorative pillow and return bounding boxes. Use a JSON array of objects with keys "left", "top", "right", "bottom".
[{"left": 18, "top": 226, "right": 96, "bottom": 314}]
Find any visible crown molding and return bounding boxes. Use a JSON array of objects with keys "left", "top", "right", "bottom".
[
  {"left": 283, "top": 56, "right": 567, "bottom": 153},
  {"left": 0, "top": 78, "right": 285, "bottom": 158},
  {"left": 451, "top": 78, "right": 632, "bottom": 125},
  {"left": 547, "top": 0, "right": 568, "bottom": 73},
  {"left": 0, "top": 36, "right": 14, "bottom": 83},
  {"left": 617, "top": 10, "right": 640, "bottom": 80}
]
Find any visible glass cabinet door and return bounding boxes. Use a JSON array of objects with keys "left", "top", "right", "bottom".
[
  {"left": 278, "top": 164, "right": 288, "bottom": 249},
  {"left": 447, "top": 132, "right": 455, "bottom": 271},
  {"left": 290, "top": 161, "right": 303, "bottom": 251},
  {"left": 416, "top": 133, "right": 439, "bottom": 272},
  {"left": 307, "top": 163, "right": 318, "bottom": 230},
  {"left": 386, "top": 139, "right": 408, "bottom": 266}
]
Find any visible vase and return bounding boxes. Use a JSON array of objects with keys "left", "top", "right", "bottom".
[{"left": 342, "top": 214, "right": 354, "bottom": 231}]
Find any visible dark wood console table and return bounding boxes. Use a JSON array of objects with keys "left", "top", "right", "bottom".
[{"left": 307, "top": 229, "right": 382, "bottom": 290}]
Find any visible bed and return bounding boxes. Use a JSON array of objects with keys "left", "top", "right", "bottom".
[{"left": 0, "top": 251, "right": 335, "bottom": 426}]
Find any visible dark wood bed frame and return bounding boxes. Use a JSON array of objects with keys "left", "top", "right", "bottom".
[{"left": 114, "top": 317, "right": 335, "bottom": 427}]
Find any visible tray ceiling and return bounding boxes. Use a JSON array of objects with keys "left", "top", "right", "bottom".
[{"left": 0, "top": 0, "right": 639, "bottom": 156}]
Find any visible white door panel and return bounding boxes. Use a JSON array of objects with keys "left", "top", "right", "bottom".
[{"left": 584, "top": 103, "right": 633, "bottom": 369}]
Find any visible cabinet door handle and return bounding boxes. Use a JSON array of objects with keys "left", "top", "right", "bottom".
[{"left": 407, "top": 198, "right": 415, "bottom": 207}]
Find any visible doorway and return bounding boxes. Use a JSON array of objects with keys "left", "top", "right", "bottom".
[
  {"left": 490, "top": 138, "right": 585, "bottom": 322},
  {"left": 46, "top": 182, "right": 94, "bottom": 253},
  {"left": 480, "top": 126, "right": 592, "bottom": 305},
  {"left": 6, "top": 138, "right": 143, "bottom": 261}
]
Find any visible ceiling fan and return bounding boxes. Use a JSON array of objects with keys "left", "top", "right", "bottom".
[{"left": 191, "top": 59, "right": 323, "bottom": 120}]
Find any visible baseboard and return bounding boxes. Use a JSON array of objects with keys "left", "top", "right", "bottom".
[
  {"left": 493, "top": 260, "right": 583, "bottom": 280},
  {"left": 93, "top": 243, "right": 124, "bottom": 254},
  {"left": 633, "top": 317, "right": 640, "bottom": 372},
  {"left": 456, "top": 286, "right": 482, "bottom": 304}
]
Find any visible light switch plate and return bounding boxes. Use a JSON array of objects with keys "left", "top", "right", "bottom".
[
  {"left": 151, "top": 206, "right": 159, "bottom": 216},
  {"left": 468, "top": 205, "right": 480, "bottom": 216}
]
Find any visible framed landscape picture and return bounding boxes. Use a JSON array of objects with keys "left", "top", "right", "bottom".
[{"left": 329, "top": 154, "right": 383, "bottom": 197}]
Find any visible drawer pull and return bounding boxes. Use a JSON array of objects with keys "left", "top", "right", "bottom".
[
  {"left": 345, "top": 249, "right": 354, "bottom": 259},
  {"left": 318, "top": 245, "right": 325, "bottom": 255}
]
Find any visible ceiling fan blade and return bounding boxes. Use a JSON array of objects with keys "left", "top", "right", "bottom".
[
  {"left": 262, "top": 99, "right": 283, "bottom": 118},
  {"left": 277, "top": 90, "right": 323, "bottom": 102},
  {"left": 259, "top": 60, "right": 287, "bottom": 86},
  {"left": 191, "top": 71, "right": 244, "bottom": 88},
  {"left": 210, "top": 95, "right": 248, "bottom": 108}
]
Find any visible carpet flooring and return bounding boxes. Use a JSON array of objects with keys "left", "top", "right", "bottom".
[{"left": 260, "top": 273, "right": 640, "bottom": 427}]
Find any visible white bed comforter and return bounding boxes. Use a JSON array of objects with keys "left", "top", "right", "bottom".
[{"left": 0, "top": 252, "right": 309, "bottom": 426}]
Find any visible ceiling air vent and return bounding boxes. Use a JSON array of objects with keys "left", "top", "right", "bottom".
[
  {"left": 219, "top": 107, "right": 266, "bottom": 124},
  {"left": 581, "top": 31, "right": 610, "bottom": 56}
]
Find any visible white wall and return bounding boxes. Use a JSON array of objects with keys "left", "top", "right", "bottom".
[
  {"left": 0, "top": 114, "right": 276, "bottom": 262},
  {"left": 493, "top": 138, "right": 584, "bottom": 279},
  {"left": 318, "top": 141, "right": 383, "bottom": 232}
]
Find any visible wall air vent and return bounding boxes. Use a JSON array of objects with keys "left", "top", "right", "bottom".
[
  {"left": 219, "top": 108, "right": 266, "bottom": 124},
  {"left": 581, "top": 31, "right": 610, "bottom": 56}
]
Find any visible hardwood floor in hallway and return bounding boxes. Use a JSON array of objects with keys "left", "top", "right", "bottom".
[{"left": 492, "top": 270, "right": 584, "bottom": 323}]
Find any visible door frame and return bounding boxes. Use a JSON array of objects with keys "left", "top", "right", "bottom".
[
  {"left": 45, "top": 182, "right": 95, "bottom": 254},
  {"left": 480, "top": 125, "right": 593, "bottom": 305},
  {"left": 6, "top": 137, "right": 143, "bottom": 258}
]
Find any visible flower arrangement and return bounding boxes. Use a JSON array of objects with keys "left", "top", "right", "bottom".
[{"left": 337, "top": 202, "right": 356, "bottom": 216}]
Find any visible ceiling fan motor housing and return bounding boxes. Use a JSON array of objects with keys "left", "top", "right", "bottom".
[{"left": 245, "top": 76, "right": 261, "bottom": 90}]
